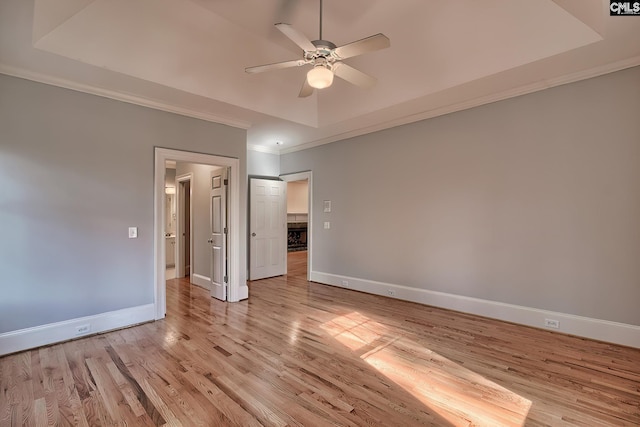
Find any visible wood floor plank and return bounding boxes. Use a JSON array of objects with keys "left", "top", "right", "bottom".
[
  {"left": 115, "top": 342, "right": 190, "bottom": 426},
  {"left": 2, "top": 250, "right": 639, "bottom": 426},
  {"left": 180, "top": 368, "right": 263, "bottom": 427},
  {"left": 32, "top": 398, "right": 47, "bottom": 427}
]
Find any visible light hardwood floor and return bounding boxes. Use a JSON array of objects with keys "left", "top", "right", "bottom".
[{"left": 1, "top": 251, "right": 639, "bottom": 426}]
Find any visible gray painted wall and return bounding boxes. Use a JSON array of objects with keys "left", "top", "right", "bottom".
[
  {"left": 248, "top": 150, "right": 280, "bottom": 177},
  {"left": 0, "top": 74, "right": 247, "bottom": 334},
  {"left": 281, "top": 66, "right": 640, "bottom": 326}
]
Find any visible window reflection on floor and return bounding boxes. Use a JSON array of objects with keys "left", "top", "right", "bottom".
[{"left": 322, "top": 311, "right": 532, "bottom": 426}]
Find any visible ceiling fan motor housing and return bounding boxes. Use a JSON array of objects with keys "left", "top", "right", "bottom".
[
  {"left": 307, "top": 41, "right": 336, "bottom": 89},
  {"left": 306, "top": 40, "right": 338, "bottom": 67}
]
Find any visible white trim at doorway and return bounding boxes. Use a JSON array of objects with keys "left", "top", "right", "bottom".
[
  {"left": 154, "top": 148, "right": 246, "bottom": 321},
  {"left": 280, "top": 171, "right": 312, "bottom": 281}
]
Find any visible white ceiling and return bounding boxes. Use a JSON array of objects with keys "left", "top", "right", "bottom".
[{"left": 1, "top": 0, "right": 639, "bottom": 153}]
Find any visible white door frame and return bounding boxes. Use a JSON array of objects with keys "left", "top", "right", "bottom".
[
  {"left": 175, "top": 173, "right": 193, "bottom": 281},
  {"left": 154, "top": 148, "right": 244, "bottom": 320},
  {"left": 280, "top": 171, "right": 312, "bottom": 281},
  {"left": 209, "top": 167, "right": 228, "bottom": 301}
]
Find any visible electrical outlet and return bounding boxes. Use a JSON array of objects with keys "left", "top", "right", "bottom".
[
  {"left": 76, "top": 324, "right": 91, "bottom": 335},
  {"left": 544, "top": 319, "right": 560, "bottom": 329},
  {"left": 342, "top": 280, "right": 349, "bottom": 287},
  {"left": 387, "top": 289, "right": 395, "bottom": 297}
]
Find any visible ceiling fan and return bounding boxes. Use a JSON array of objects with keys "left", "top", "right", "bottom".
[{"left": 245, "top": 0, "right": 390, "bottom": 97}]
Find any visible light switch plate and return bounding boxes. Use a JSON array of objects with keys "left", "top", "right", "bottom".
[
  {"left": 324, "top": 221, "right": 331, "bottom": 229},
  {"left": 128, "top": 227, "right": 138, "bottom": 238},
  {"left": 323, "top": 200, "right": 332, "bottom": 213}
]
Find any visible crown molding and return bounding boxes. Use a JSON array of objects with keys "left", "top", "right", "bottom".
[
  {"left": 0, "top": 63, "right": 252, "bottom": 130},
  {"left": 247, "top": 144, "right": 281, "bottom": 154},
  {"left": 280, "top": 56, "right": 640, "bottom": 154},
  {"left": 3, "top": 55, "right": 639, "bottom": 155}
]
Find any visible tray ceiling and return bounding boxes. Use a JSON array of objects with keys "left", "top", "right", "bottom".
[{"left": 1, "top": 0, "right": 639, "bottom": 152}]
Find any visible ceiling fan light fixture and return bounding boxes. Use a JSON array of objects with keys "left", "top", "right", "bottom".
[{"left": 307, "top": 65, "right": 334, "bottom": 89}]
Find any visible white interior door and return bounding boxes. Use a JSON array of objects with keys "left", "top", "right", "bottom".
[
  {"left": 210, "top": 168, "right": 228, "bottom": 301},
  {"left": 250, "top": 178, "right": 287, "bottom": 280}
]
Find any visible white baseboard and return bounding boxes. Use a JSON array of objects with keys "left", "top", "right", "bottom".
[
  {"left": 238, "top": 284, "right": 249, "bottom": 301},
  {"left": 192, "top": 274, "right": 211, "bottom": 291},
  {"left": 310, "top": 271, "right": 640, "bottom": 349},
  {"left": 190, "top": 274, "right": 248, "bottom": 300},
  {"left": 0, "top": 304, "right": 155, "bottom": 356}
]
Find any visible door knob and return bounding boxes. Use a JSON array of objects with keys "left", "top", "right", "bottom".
[{"left": 251, "top": 232, "right": 256, "bottom": 237}]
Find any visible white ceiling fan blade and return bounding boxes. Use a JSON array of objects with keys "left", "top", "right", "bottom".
[
  {"left": 245, "top": 59, "right": 307, "bottom": 74},
  {"left": 333, "top": 63, "right": 377, "bottom": 89},
  {"left": 275, "top": 23, "right": 317, "bottom": 52},
  {"left": 333, "top": 33, "right": 390, "bottom": 60},
  {"left": 298, "top": 78, "right": 314, "bottom": 98}
]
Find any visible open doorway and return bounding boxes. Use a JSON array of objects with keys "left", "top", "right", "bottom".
[
  {"left": 172, "top": 164, "right": 226, "bottom": 296},
  {"left": 175, "top": 173, "right": 192, "bottom": 281},
  {"left": 281, "top": 171, "right": 312, "bottom": 281},
  {"left": 154, "top": 148, "right": 247, "bottom": 321}
]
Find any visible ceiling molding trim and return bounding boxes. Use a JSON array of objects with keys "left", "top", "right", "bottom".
[
  {"left": 0, "top": 63, "right": 252, "bottom": 130},
  {"left": 247, "top": 144, "right": 281, "bottom": 154},
  {"left": 281, "top": 56, "right": 640, "bottom": 155}
]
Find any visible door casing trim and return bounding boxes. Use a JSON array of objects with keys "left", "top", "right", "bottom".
[{"left": 155, "top": 148, "right": 243, "bottom": 320}]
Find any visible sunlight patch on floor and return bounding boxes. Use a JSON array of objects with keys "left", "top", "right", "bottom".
[
  {"left": 322, "top": 312, "right": 532, "bottom": 426},
  {"left": 320, "top": 311, "right": 392, "bottom": 351}
]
